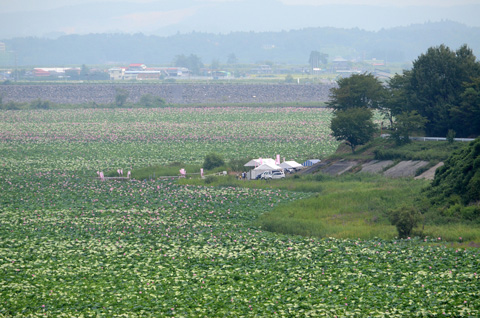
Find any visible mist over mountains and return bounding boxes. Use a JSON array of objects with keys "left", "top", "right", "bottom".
[
  {"left": 2, "top": 0, "right": 480, "bottom": 38},
  {"left": 2, "top": 21, "right": 480, "bottom": 66}
]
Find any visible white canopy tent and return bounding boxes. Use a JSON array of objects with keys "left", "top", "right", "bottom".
[
  {"left": 244, "top": 158, "right": 277, "bottom": 167},
  {"left": 279, "top": 160, "right": 303, "bottom": 171},
  {"left": 251, "top": 162, "right": 283, "bottom": 179}
]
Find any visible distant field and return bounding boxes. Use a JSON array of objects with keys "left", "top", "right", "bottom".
[
  {"left": 0, "top": 107, "right": 338, "bottom": 173},
  {"left": 1, "top": 107, "right": 479, "bottom": 316},
  {"left": 0, "top": 83, "right": 334, "bottom": 105}
]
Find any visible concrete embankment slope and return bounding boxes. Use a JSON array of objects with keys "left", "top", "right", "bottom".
[
  {"left": 0, "top": 83, "right": 334, "bottom": 105},
  {"left": 304, "top": 160, "right": 441, "bottom": 180}
]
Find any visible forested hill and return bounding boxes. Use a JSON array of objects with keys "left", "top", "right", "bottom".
[{"left": 3, "top": 21, "right": 480, "bottom": 66}]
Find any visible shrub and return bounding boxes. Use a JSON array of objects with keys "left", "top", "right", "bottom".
[
  {"left": 285, "top": 74, "right": 295, "bottom": 83},
  {"left": 30, "top": 99, "right": 51, "bottom": 110},
  {"left": 203, "top": 153, "right": 225, "bottom": 171},
  {"left": 139, "top": 94, "right": 166, "bottom": 108},
  {"left": 389, "top": 206, "right": 422, "bottom": 238},
  {"left": 446, "top": 129, "right": 456, "bottom": 144},
  {"left": 204, "top": 176, "right": 217, "bottom": 184},
  {"left": 2, "top": 101, "right": 22, "bottom": 110},
  {"left": 114, "top": 88, "right": 129, "bottom": 107}
]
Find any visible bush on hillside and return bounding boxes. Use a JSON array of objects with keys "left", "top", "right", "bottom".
[{"left": 424, "top": 138, "right": 480, "bottom": 220}]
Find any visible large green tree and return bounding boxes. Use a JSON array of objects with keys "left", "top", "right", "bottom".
[
  {"left": 383, "top": 72, "right": 412, "bottom": 127},
  {"left": 327, "top": 73, "right": 385, "bottom": 112},
  {"left": 452, "top": 77, "right": 480, "bottom": 137},
  {"left": 390, "top": 110, "right": 428, "bottom": 145},
  {"left": 330, "top": 107, "right": 377, "bottom": 153},
  {"left": 392, "top": 44, "right": 480, "bottom": 137}
]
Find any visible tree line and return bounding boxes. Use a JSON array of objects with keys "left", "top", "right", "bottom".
[
  {"left": 2, "top": 21, "right": 479, "bottom": 66},
  {"left": 329, "top": 44, "right": 480, "bottom": 153},
  {"left": 328, "top": 44, "right": 480, "bottom": 236}
]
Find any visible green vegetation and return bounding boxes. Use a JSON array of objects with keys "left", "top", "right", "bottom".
[
  {"left": 327, "top": 73, "right": 383, "bottom": 152},
  {"left": 194, "top": 173, "right": 430, "bottom": 240},
  {"left": 386, "top": 44, "right": 480, "bottom": 138},
  {"left": 327, "top": 73, "right": 385, "bottom": 111},
  {"left": 370, "top": 138, "right": 467, "bottom": 162},
  {"left": 1, "top": 104, "right": 479, "bottom": 316},
  {"left": 0, "top": 97, "right": 325, "bottom": 111},
  {"left": 1, "top": 41, "right": 480, "bottom": 316},
  {"left": 179, "top": 174, "right": 325, "bottom": 193},
  {"left": 118, "top": 163, "right": 201, "bottom": 180},
  {"left": 179, "top": 164, "right": 480, "bottom": 242},
  {"left": 202, "top": 153, "right": 225, "bottom": 170},
  {"left": 325, "top": 45, "right": 479, "bottom": 161},
  {"left": 424, "top": 138, "right": 480, "bottom": 221},
  {"left": 389, "top": 206, "right": 422, "bottom": 239},
  {"left": 3, "top": 21, "right": 479, "bottom": 67},
  {"left": 330, "top": 107, "right": 377, "bottom": 153},
  {"left": 139, "top": 93, "right": 166, "bottom": 107},
  {"left": 390, "top": 110, "right": 428, "bottom": 145},
  {"left": 114, "top": 88, "right": 129, "bottom": 107}
]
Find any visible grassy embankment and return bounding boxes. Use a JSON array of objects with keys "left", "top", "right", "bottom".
[{"left": 172, "top": 138, "right": 479, "bottom": 243}]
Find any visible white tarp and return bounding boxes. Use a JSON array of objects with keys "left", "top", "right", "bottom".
[
  {"left": 303, "top": 159, "right": 321, "bottom": 166},
  {"left": 279, "top": 161, "right": 303, "bottom": 170},
  {"left": 244, "top": 158, "right": 276, "bottom": 167}
]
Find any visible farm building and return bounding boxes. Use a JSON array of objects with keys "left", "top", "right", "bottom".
[
  {"left": 109, "top": 67, "right": 126, "bottom": 80},
  {"left": 108, "top": 64, "right": 189, "bottom": 80}
]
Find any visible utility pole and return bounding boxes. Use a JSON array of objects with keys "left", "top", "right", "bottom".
[
  {"left": 14, "top": 51, "right": 17, "bottom": 82},
  {"left": 9, "top": 50, "right": 17, "bottom": 82}
]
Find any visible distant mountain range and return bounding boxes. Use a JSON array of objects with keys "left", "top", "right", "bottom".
[
  {"left": 2, "top": 0, "right": 480, "bottom": 38},
  {"left": 2, "top": 21, "right": 479, "bottom": 67}
]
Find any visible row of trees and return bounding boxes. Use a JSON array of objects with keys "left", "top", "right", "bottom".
[{"left": 329, "top": 44, "right": 480, "bottom": 152}]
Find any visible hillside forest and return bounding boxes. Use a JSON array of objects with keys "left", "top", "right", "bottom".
[{"left": 1, "top": 21, "right": 480, "bottom": 66}]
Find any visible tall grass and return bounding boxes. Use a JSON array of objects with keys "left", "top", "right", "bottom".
[
  {"left": 256, "top": 174, "right": 429, "bottom": 239},
  {"left": 178, "top": 174, "right": 325, "bottom": 192},
  {"left": 179, "top": 172, "right": 480, "bottom": 242},
  {"left": 329, "top": 138, "right": 469, "bottom": 163},
  {"left": 373, "top": 139, "right": 467, "bottom": 162},
  {"left": 418, "top": 223, "right": 480, "bottom": 243}
]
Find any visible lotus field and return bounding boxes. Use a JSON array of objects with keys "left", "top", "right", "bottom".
[
  {"left": 0, "top": 107, "right": 338, "bottom": 172},
  {"left": 0, "top": 107, "right": 479, "bottom": 317}
]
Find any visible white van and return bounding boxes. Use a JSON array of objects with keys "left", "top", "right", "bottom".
[{"left": 260, "top": 170, "right": 285, "bottom": 180}]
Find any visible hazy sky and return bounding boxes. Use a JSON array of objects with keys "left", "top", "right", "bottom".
[
  {"left": 2, "top": 0, "right": 479, "bottom": 11},
  {"left": 1, "top": 0, "right": 479, "bottom": 38}
]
